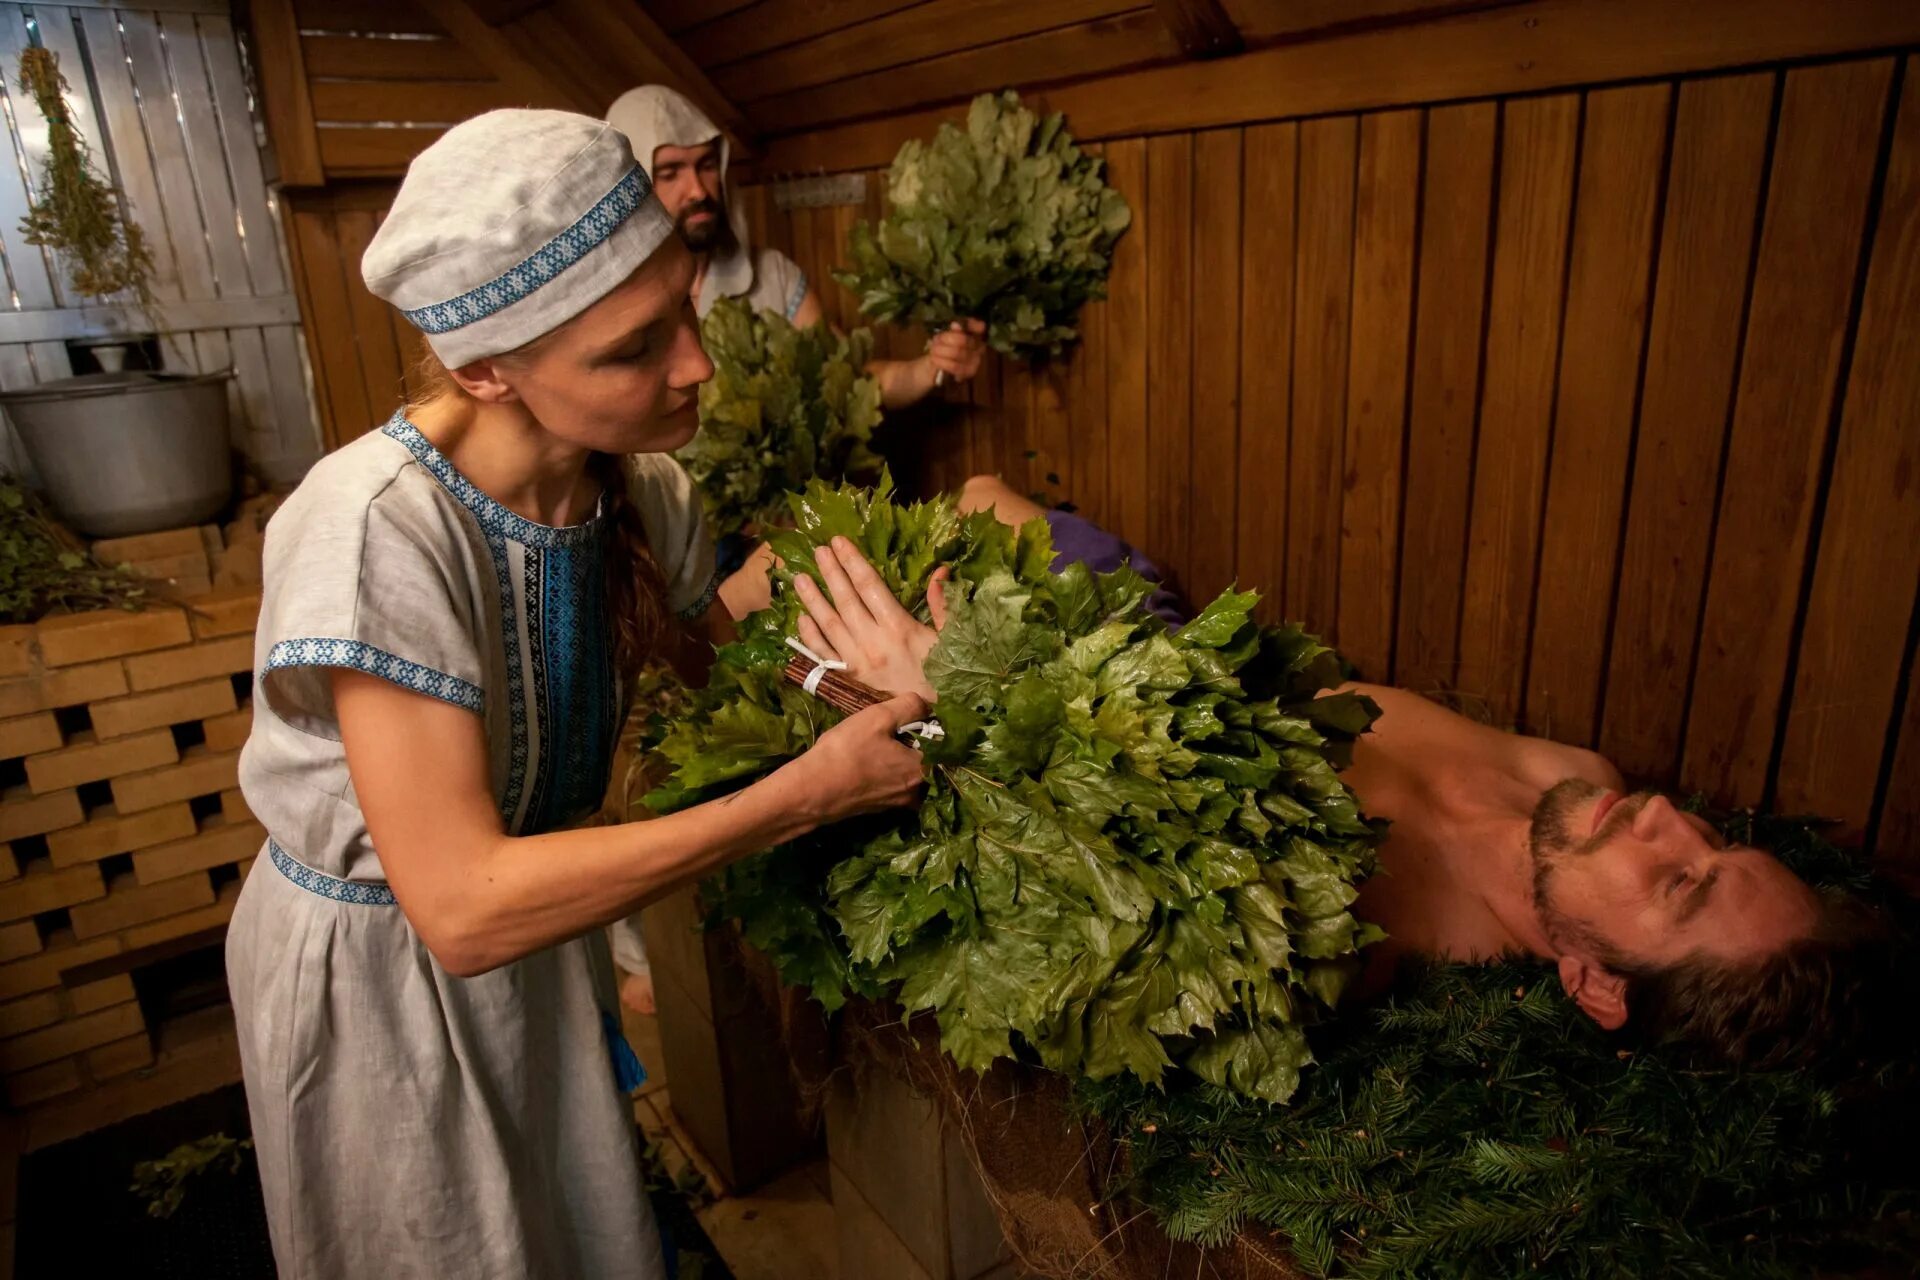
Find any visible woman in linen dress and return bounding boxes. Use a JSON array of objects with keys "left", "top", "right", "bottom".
[{"left": 225, "top": 110, "right": 932, "bottom": 1279}]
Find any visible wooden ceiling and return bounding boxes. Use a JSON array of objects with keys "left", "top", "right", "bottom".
[{"left": 253, "top": 0, "right": 1519, "bottom": 184}]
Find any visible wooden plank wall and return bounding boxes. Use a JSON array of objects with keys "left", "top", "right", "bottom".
[
  {"left": 0, "top": 2, "right": 318, "bottom": 485},
  {"left": 743, "top": 52, "right": 1920, "bottom": 856}
]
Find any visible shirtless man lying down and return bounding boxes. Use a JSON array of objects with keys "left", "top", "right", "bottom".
[{"left": 945, "top": 475, "right": 1891, "bottom": 1072}]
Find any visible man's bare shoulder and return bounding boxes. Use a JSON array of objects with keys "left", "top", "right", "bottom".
[{"left": 1333, "top": 682, "right": 1623, "bottom": 792}]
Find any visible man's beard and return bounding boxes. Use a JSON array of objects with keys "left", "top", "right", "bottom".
[
  {"left": 1528, "top": 778, "right": 1637, "bottom": 958},
  {"left": 1530, "top": 778, "right": 1606, "bottom": 953},
  {"left": 676, "top": 198, "right": 735, "bottom": 254}
]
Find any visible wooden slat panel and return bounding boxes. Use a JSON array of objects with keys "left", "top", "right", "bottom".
[
  {"left": 122, "top": 12, "right": 215, "bottom": 303},
  {"left": 1681, "top": 59, "right": 1893, "bottom": 807},
  {"left": 1395, "top": 100, "right": 1498, "bottom": 694},
  {"left": 1774, "top": 66, "right": 1920, "bottom": 837},
  {"left": 316, "top": 127, "right": 448, "bottom": 176},
  {"left": 1285, "top": 115, "right": 1356, "bottom": 638},
  {"left": 1234, "top": 122, "right": 1296, "bottom": 624},
  {"left": 300, "top": 34, "right": 475, "bottom": 81},
  {"left": 1524, "top": 82, "right": 1670, "bottom": 746},
  {"left": 293, "top": 0, "right": 441, "bottom": 34},
  {"left": 1597, "top": 72, "right": 1773, "bottom": 782},
  {"left": 717, "top": 0, "right": 1133, "bottom": 104},
  {"left": 1879, "top": 654, "right": 1920, "bottom": 865},
  {"left": 1030, "top": 360, "right": 1073, "bottom": 509},
  {"left": 1186, "top": 127, "right": 1242, "bottom": 605},
  {"left": 1103, "top": 138, "right": 1151, "bottom": 546},
  {"left": 748, "top": 12, "right": 1176, "bottom": 136},
  {"left": 1145, "top": 132, "right": 1194, "bottom": 577},
  {"left": 654, "top": 0, "right": 758, "bottom": 34},
  {"left": 336, "top": 211, "right": 408, "bottom": 418},
  {"left": 1453, "top": 95, "right": 1576, "bottom": 718},
  {"left": 1068, "top": 284, "right": 1110, "bottom": 527},
  {"left": 1223, "top": 0, "right": 1513, "bottom": 41},
  {"left": 288, "top": 207, "right": 376, "bottom": 448},
  {"left": 308, "top": 79, "right": 515, "bottom": 126},
  {"left": 685, "top": 0, "right": 924, "bottom": 67},
  {"left": 1335, "top": 109, "right": 1419, "bottom": 682},
  {"left": 760, "top": 0, "right": 1920, "bottom": 173}
]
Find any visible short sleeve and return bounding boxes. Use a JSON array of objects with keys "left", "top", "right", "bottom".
[
  {"left": 753, "top": 247, "right": 809, "bottom": 322},
  {"left": 628, "top": 454, "right": 719, "bottom": 621},
  {"left": 255, "top": 468, "right": 488, "bottom": 737}
]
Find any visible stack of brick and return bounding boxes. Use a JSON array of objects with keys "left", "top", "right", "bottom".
[{"left": 0, "top": 523, "right": 266, "bottom": 1114}]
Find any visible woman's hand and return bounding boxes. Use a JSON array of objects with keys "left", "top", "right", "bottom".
[
  {"left": 791, "top": 537, "right": 949, "bottom": 701},
  {"left": 786, "top": 692, "right": 932, "bottom": 822}
]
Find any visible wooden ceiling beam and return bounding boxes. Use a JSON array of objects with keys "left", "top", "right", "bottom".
[
  {"left": 549, "top": 0, "right": 762, "bottom": 156},
  {"left": 1152, "top": 0, "right": 1245, "bottom": 59},
  {"left": 410, "top": 0, "right": 593, "bottom": 113}
]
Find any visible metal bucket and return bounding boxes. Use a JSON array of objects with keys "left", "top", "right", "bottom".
[{"left": 0, "top": 369, "right": 235, "bottom": 538}]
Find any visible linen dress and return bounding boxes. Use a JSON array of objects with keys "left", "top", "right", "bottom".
[{"left": 226, "top": 412, "right": 718, "bottom": 1280}]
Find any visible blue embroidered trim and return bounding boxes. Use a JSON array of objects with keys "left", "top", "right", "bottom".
[
  {"left": 676, "top": 566, "right": 723, "bottom": 621},
  {"left": 491, "top": 535, "right": 532, "bottom": 829},
  {"left": 785, "top": 270, "right": 808, "bottom": 321},
  {"left": 270, "top": 840, "right": 396, "bottom": 906},
  {"left": 400, "top": 167, "right": 651, "bottom": 334},
  {"left": 264, "top": 637, "right": 483, "bottom": 713},
  {"left": 382, "top": 415, "right": 604, "bottom": 549}
]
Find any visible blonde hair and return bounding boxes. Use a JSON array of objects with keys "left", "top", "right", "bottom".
[{"left": 406, "top": 347, "right": 669, "bottom": 678}]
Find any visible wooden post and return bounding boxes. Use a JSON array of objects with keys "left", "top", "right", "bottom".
[{"left": 244, "top": 0, "right": 323, "bottom": 187}]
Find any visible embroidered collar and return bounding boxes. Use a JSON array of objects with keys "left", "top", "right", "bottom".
[{"left": 382, "top": 413, "right": 605, "bottom": 549}]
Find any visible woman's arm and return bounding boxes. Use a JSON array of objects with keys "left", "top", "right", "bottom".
[
  {"left": 335, "top": 668, "right": 928, "bottom": 977},
  {"left": 791, "top": 291, "right": 986, "bottom": 410}
]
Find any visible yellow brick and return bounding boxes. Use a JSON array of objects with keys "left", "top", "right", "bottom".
[
  {"left": 110, "top": 747, "right": 240, "bottom": 814},
  {"left": 45, "top": 801, "right": 196, "bottom": 868},
  {"left": 0, "top": 930, "right": 119, "bottom": 1001},
  {"left": 0, "top": 1001, "right": 144, "bottom": 1071},
  {"left": 24, "top": 729, "right": 177, "bottom": 795},
  {"left": 119, "top": 880, "right": 239, "bottom": 951},
  {"left": 201, "top": 704, "right": 252, "bottom": 753},
  {"left": 5, "top": 1057, "right": 79, "bottom": 1106},
  {"left": 0, "top": 991, "right": 61, "bottom": 1038},
  {"left": 68, "top": 871, "right": 213, "bottom": 940},
  {"left": 123, "top": 634, "right": 254, "bottom": 693},
  {"left": 237, "top": 857, "right": 256, "bottom": 879},
  {"left": 92, "top": 528, "right": 206, "bottom": 565},
  {"left": 219, "top": 788, "right": 254, "bottom": 825},
  {"left": 0, "top": 712, "right": 62, "bottom": 759},
  {"left": 67, "top": 974, "right": 135, "bottom": 1016},
  {"left": 0, "top": 863, "right": 103, "bottom": 925},
  {"left": 85, "top": 1032, "right": 154, "bottom": 1081},
  {"left": 212, "top": 540, "right": 263, "bottom": 588},
  {"left": 0, "top": 625, "right": 35, "bottom": 679},
  {"left": 0, "top": 660, "right": 127, "bottom": 719},
  {"left": 133, "top": 817, "right": 265, "bottom": 886},
  {"left": 187, "top": 588, "right": 262, "bottom": 640},
  {"left": 165, "top": 572, "right": 216, "bottom": 599},
  {"left": 35, "top": 607, "right": 191, "bottom": 668},
  {"left": 0, "top": 846, "right": 14, "bottom": 881},
  {"left": 0, "top": 920, "right": 39, "bottom": 964},
  {"left": 88, "top": 678, "right": 236, "bottom": 740},
  {"left": 0, "top": 786, "right": 84, "bottom": 844}
]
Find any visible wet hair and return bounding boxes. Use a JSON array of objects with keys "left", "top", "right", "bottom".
[
  {"left": 405, "top": 348, "right": 667, "bottom": 678},
  {"left": 1617, "top": 891, "right": 1901, "bottom": 1072}
]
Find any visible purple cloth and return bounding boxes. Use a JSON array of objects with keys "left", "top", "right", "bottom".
[{"left": 1043, "top": 509, "right": 1191, "bottom": 627}]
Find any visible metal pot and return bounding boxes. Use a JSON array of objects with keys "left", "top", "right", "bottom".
[{"left": 0, "top": 369, "right": 235, "bottom": 537}]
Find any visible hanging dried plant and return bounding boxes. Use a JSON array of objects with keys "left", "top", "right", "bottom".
[{"left": 16, "top": 46, "right": 154, "bottom": 304}]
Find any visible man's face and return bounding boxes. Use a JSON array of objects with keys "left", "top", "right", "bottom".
[
  {"left": 1529, "top": 780, "right": 1819, "bottom": 970},
  {"left": 651, "top": 141, "right": 729, "bottom": 253}
]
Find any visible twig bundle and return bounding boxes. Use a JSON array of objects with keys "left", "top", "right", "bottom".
[{"left": 781, "top": 655, "right": 886, "bottom": 717}]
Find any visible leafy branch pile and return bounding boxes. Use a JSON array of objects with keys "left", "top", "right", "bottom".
[
  {"left": 836, "top": 91, "right": 1131, "bottom": 359},
  {"left": 644, "top": 475, "right": 1384, "bottom": 1102},
  {"left": 677, "top": 297, "right": 884, "bottom": 539},
  {"left": 0, "top": 479, "right": 147, "bottom": 622},
  {"left": 1079, "top": 814, "right": 1920, "bottom": 1279}
]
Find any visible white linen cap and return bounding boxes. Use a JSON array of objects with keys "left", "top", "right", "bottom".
[{"left": 364, "top": 109, "right": 677, "bottom": 368}]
